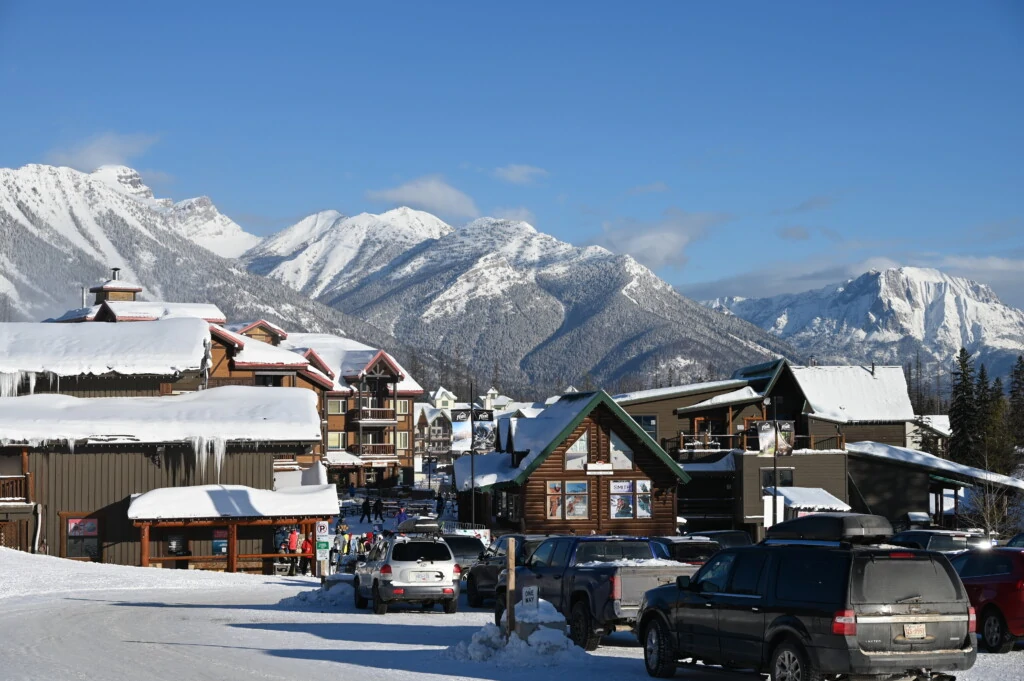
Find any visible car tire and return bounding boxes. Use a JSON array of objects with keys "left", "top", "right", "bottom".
[
  {"left": 981, "top": 609, "right": 1015, "bottom": 654},
  {"left": 494, "top": 591, "right": 506, "bottom": 627},
  {"left": 353, "top": 578, "right": 368, "bottom": 609},
  {"left": 642, "top": 617, "right": 677, "bottom": 678},
  {"left": 570, "top": 600, "right": 602, "bottom": 651},
  {"left": 467, "top": 576, "right": 484, "bottom": 608},
  {"left": 444, "top": 598, "right": 458, "bottom": 614},
  {"left": 770, "top": 640, "right": 822, "bottom": 681},
  {"left": 372, "top": 583, "right": 388, "bottom": 615}
]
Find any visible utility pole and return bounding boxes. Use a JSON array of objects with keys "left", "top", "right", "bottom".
[
  {"left": 764, "top": 396, "right": 784, "bottom": 527},
  {"left": 470, "top": 379, "right": 476, "bottom": 527}
]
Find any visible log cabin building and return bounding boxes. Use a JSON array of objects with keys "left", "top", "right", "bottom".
[
  {"left": 454, "top": 391, "right": 690, "bottom": 536},
  {"left": 0, "top": 386, "right": 322, "bottom": 564}
]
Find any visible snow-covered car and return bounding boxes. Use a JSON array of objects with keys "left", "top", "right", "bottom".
[{"left": 353, "top": 534, "right": 461, "bottom": 614}]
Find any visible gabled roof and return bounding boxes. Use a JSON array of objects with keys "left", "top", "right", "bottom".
[
  {"left": 846, "top": 441, "right": 1024, "bottom": 493},
  {"left": 675, "top": 386, "right": 763, "bottom": 415},
  {"left": 224, "top": 319, "right": 289, "bottom": 341},
  {"left": 210, "top": 325, "right": 309, "bottom": 370},
  {"left": 794, "top": 365, "right": 914, "bottom": 423},
  {"left": 431, "top": 386, "right": 457, "bottom": 402},
  {"left": 731, "top": 358, "right": 788, "bottom": 394},
  {"left": 614, "top": 379, "right": 750, "bottom": 405},
  {"left": 89, "top": 278, "right": 143, "bottom": 293},
  {"left": 282, "top": 333, "right": 423, "bottom": 395},
  {"left": 100, "top": 300, "right": 227, "bottom": 324},
  {"left": 454, "top": 390, "right": 690, "bottom": 491}
]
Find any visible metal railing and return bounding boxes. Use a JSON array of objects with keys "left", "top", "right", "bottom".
[{"left": 664, "top": 432, "right": 846, "bottom": 454}]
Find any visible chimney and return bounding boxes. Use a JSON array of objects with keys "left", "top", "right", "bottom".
[
  {"left": 81, "top": 286, "right": 88, "bottom": 308},
  {"left": 111, "top": 267, "right": 120, "bottom": 281}
]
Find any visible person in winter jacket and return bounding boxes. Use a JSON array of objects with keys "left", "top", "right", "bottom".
[
  {"left": 287, "top": 528, "right": 300, "bottom": 571},
  {"left": 359, "top": 498, "right": 371, "bottom": 523},
  {"left": 348, "top": 483, "right": 356, "bottom": 498},
  {"left": 372, "top": 498, "right": 384, "bottom": 522},
  {"left": 395, "top": 507, "right": 409, "bottom": 527},
  {"left": 299, "top": 533, "right": 314, "bottom": 576}
]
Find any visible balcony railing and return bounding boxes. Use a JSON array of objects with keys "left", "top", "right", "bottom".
[
  {"left": 354, "top": 443, "right": 397, "bottom": 457},
  {"left": 0, "top": 475, "right": 29, "bottom": 501},
  {"left": 350, "top": 407, "right": 396, "bottom": 422},
  {"left": 664, "top": 432, "right": 846, "bottom": 456}
]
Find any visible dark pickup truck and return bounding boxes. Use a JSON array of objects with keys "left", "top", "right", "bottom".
[{"left": 495, "top": 536, "right": 691, "bottom": 650}]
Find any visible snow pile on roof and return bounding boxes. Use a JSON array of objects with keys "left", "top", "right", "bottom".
[
  {"left": 103, "top": 301, "right": 227, "bottom": 323},
  {"left": 0, "top": 318, "right": 210, "bottom": 395},
  {"left": 764, "top": 486, "right": 851, "bottom": 511},
  {"left": 89, "top": 278, "right": 142, "bottom": 292},
  {"left": 212, "top": 326, "right": 306, "bottom": 367},
  {"left": 792, "top": 365, "right": 914, "bottom": 423},
  {"left": 688, "top": 385, "right": 761, "bottom": 409},
  {"left": 613, "top": 379, "right": 748, "bottom": 404},
  {"left": 128, "top": 484, "right": 339, "bottom": 520},
  {"left": 919, "top": 415, "right": 951, "bottom": 437},
  {"left": 48, "top": 305, "right": 101, "bottom": 322},
  {"left": 283, "top": 333, "right": 423, "bottom": 394},
  {"left": 323, "top": 451, "right": 363, "bottom": 467},
  {"left": 847, "top": 441, "right": 1024, "bottom": 492}
]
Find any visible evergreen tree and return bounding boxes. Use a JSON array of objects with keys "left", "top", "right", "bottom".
[
  {"left": 1009, "top": 355, "right": 1024, "bottom": 451},
  {"left": 986, "top": 378, "right": 1013, "bottom": 474},
  {"left": 948, "top": 348, "right": 977, "bottom": 465},
  {"left": 976, "top": 364, "right": 991, "bottom": 454}
]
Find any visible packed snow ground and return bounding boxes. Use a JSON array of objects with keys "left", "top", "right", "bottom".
[{"left": 0, "top": 547, "right": 1020, "bottom": 681}]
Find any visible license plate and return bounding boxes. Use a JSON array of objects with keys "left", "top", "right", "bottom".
[
  {"left": 413, "top": 572, "right": 437, "bottom": 583},
  {"left": 904, "top": 623, "right": 926, "bottom": 639}
]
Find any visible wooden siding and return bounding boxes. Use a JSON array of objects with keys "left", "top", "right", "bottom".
[
  {"left": 620, "top": 385, "right": 744, "bottom": 442},
  {"left": 840, "top": 422, "right": 908, "bottom": 447},
  {"left": 24, "top": 445, "right": 280, "bottom": 566},
  {"left": 737, "top": 451, "right": 848, "bottom": 521},
  {"left": 25, "top": 372, "right": 204, "bottom": 398},
  {"left": 846, "top": 457, "right": 930, "bottom": 522},
  {"left": 518, "top": 405, "right": 679, "bottom": 536}
]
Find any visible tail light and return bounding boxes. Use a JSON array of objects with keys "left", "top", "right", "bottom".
[
  {"left": 610, "top": 575, "right": 622, "bottom": 600},
  {"left": 453, "top": 564, "right": 462, "bottom": 577},
  {"left": 832, "top": 610, "right": 857, "bottom": 636},
  {"left": 443, "top": 587, "right": 454, "bottom": 595},
  {"left": 889, "top": 552, "right": 915, "bottom": 559},
  {"left": 968, "top": 607, "right": 976, "bottom": 634},
  {"left": 380, "top": 564, "right": 392, "bottom": 577},
  {"left": 1015, "top": 580, "right": 1024, "bottom": 592},
  {"left": 392, "top": 588, "right": 405, "bottom": 595}
]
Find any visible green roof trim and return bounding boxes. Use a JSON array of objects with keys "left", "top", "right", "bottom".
[{"left": 510, "top": 390, "right": 691, "bottom": 486}]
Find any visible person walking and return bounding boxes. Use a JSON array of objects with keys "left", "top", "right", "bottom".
[
  {"left": 435, "top": 494, "right": 445, "bottom": 516},
  {"left": 372, "top": 498, "right": 384, "bottom": 522},
  {"left": 287, "top": 527, "right": 300, "bottom": 573},
  {"left": 299, "top": 533, "right": 313, "bottom": 576},
  {"left": 359, "top": 498, "right": 371, "bottom": 524},
  {"left": 395, "top": 506, "right": 408, "bottom": 527},
  {"left": 348, "top": 482, "right": 356, "bottom": 499}
]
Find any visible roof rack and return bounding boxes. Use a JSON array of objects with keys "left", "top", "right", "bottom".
[{"left": 765, "top": 513, "right": 893, "bottom": 544}]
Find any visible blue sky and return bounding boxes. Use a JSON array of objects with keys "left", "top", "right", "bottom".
[{"left": 1, "top": 2, "right": 1023, "bottom": 304}]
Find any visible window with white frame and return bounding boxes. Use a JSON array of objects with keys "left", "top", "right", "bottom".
[
  {"left": 565, "top": 430, "right": 589, "bottom": 470},
  {"left": 327, "top": 399, "right": 347, "bottom": 415},
  {"left": 327, "top": 431, "right": 346, "bottom": 450},
  {"left": 397, "top": 400, "right": 409, "bottom": 415},
  {"left": 397, "top": 431, "right": 410, "bottom": 450},
  {"left": 610, "top": 431, "right": 634, "bottom": 469}
]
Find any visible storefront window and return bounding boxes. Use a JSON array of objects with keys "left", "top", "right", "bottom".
[
  {"left": 609, "top": 480, "right": 652, "bottom": 519},
  {"left": 546, "top": 480, "right": 589, "bottom": 519},
  {"left": 66, "top": 517, "right": 100, "bottom": 560}
]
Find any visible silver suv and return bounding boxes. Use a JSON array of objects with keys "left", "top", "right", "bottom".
[{"left": 353, "top": 535, "right": 462, "bottom": 614}]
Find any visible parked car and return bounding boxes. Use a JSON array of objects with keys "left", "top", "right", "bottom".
[
  {"left": 636, "top": 513, "right": 977, "bottom": 680},
  {"left": 465, "top": 533, "right": 548, "bottom": 607},
  {"left": 950, "top": 547, "right": 1024, "bottom": 653},
  {"left": 495, "top": 536, "right": 687, "bottom": 650},
  {"left": 353, "top": 534, "right": 461, "bottom": 614},
  {"left": 441, "top": 534, "right": 486, "bottom": 576},
  {"left": 651, "top": 536, "right": 721, "bottom": 566},
  {"left": 1009, "top": 533, "right": 1024, "bottom": 548},
  {"left": 890, "top": 529, "right": 974, "bottom": 554},
  {"left": 682, "top": 529, "right": 751, "bottom": 548}
]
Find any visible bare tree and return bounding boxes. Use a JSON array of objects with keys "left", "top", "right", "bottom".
[{"left": 960, "top": 452, "right": 1024, "bottom": 538}]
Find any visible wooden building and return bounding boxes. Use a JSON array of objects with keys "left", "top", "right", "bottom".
[
  {"left": 0, "top": 386, "right": 322, "bottom": 564},
  {"left": 454, "top": 391, "right": 690, "bottom": 536}
]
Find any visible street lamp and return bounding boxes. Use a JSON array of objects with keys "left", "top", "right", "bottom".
[{"left": 763, "top": 396, "right": 784, "bottom": 527}]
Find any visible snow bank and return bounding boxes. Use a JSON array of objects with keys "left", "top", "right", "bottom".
[
  {"left": 445, "top": 623, "right": 586, "bottom": 667},
  {"left": 277, "top": 581, "right": 354, "bottom": 611},
  {"left": 128, "top": 484, "right": 340, "bottom": 520},
  {"left": 499, "top": 598, "right": 565, "bottom": 625}
]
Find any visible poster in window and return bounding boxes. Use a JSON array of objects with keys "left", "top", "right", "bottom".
[
  {"left": 565, "top": 481, "right": 588, "bottom": 495},
  {"left": 636, "top": 479, "right": 652, "bottom": 494},
  {"left": 212, "top": 529, "right": 228, "bottom": 555},
  {"left": 67, "top": 518, "right": 98, "bottom": 537},
  {"left": 565, "top": 494, "right": 589, "bottom": 519},
  {"left": 636, "top": 494, "right": 652, "bottom": 518},
  {"left": 610, "top": 480, "right": 633, "bottom": 494},
  {"left": 547, "top": 494, "right": 563, "bottom": 519},
  {"left": 610, "top": 431, "right": 634, "bottom": 469},
  {"left": 611, "top": 494, "right": 634, "bottom": 519},
  {"left": 546, "top": 481, "right": 563, "bottom": 495}
]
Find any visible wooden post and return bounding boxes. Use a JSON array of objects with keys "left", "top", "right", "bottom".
[
  {"left": 21, "top": 448, "right": 29, "bottom": 474},
  {"left": 506, "top": 537, "right": 516, "bottom": 639},
  {"left": 140, "top": 524, "right": 150, "bottom": 567},
  {"left": 227, "top": 523, "right": 238, "bottom": 573}
]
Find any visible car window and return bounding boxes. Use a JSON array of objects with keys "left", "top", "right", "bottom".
[
  {"left": 530, "top": 540, "right": 556, "bottom": 567},
  {"left": 652, "top": 541, "right": 670, "bottom": 559},
  {"left": 669, "top": 542, "right": 720, "bottom": 564},
  {"left": 1008, "top": 534, "right": 1024, "bottom": 548},
  {"left": 891, "top": 532, "right": 923, "bottom": 549},
  {"left": 926, "top": 535, "right": 968, "bottom": 552},
  {"left": 985, "top": 554, "right": 1015, "bottom": 576},
  {"left": 949, "top": 553, "right": 972, "bottom": 575},
  {"left": 574, "top": 541, "right": 653, "bottom": 563},
  {"left": 491, "top": 537, "right": 507, "bottom": 557},
  {"left": 728, "top": 551, "right": 767, "bottom": 596},
  {"left": 550, "top": 539, "right": 573, "bottom": 568},
  {"left": 444, "top": 536, "right": 486, "bottom": 554},
  {"left": 776, "top": 551, "right": 849, "bottom": 604},
  {"left": 694, "top": 553, "right": 736, "bottom": 593},
  {"left": 391, "top": 542, "right": 453, "bottom": 562},
  {"left": 852, "top": 555, "right": 960, "bottom": 603},
  {"left": 519, "top": 540, "right": 545, "bottom": 565}
]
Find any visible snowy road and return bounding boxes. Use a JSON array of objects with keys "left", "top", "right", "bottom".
[{"left": 0, "top": 549, "right": 1020, "bottom": 681}]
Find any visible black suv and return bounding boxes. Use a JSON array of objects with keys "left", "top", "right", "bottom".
[
  {"left": 465, "top": 533, "right": 548, "bottom": 607},
  {"left": 636, "top": 514, "right": 977, "bottom": 680}
]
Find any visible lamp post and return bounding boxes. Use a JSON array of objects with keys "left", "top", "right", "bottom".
[
  {"left": 469, "top": 380, "right": 476, "bottom": 527},
  {"left": 763, "top": 396, "right": 783, "bottom": 527}
]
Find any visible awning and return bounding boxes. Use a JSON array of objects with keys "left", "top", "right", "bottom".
[
  {"left": 764, "top": 486, "right": 851, "bottom": 512},
  {"left": 128, "top": 484, "right": 339, "bottom": 521},
  {"left": 323, "top": 451, "right": 364, "bottom": 467}
]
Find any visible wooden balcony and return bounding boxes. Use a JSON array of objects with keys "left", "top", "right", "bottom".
[
  {"left": 0, "top": 475, "right": 30, "bottom": 502},
  {"left": 349, "top": 407, "right": 396, "bottom": 423},
  {"left": 664, "top": 432, "right": 846, "bottom": 457},
  {"left": 354, "top": 443, "right": 396, "bottom": 457}
]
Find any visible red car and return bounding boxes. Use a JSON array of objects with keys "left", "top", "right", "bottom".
[{"left": 951, "top": 548, "right": 1024, "bottom": 653}]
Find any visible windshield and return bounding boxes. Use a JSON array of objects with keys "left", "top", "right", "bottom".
[
  {"left": 574, "top": 541, "right": 654, "bottom": 563},
  {"left": 443, "top": 537, "right": 485, "bottom": 555},
  {"left": 927, "top": 535, "right": 968, "bottom": 552},
  {"left": 391, "top": 542, "right": 453, "bottom": 562},
  {"left": 667, "top": 542, "right": 719, "bottom": 563},
  {"left": 852, "top": 555, "right": 961, "bottom": 603}
]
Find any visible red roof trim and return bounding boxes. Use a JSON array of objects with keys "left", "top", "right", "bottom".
[
  {"left": 301, "top": 349, "right": 335, "bottom": 379},
  {"left": 209, "top": 325, "right": 245, "bottom": 349},
  {"left": 298, "top": 369, "right": 335, "bottom": 391},
  {"left": 233, "top": 319, "right": 289, "bottom": 340}
]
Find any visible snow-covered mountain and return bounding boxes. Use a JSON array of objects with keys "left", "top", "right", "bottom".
[
  {"left": 250, "top": 214, "right": 796, "bottom": 392},
  {"left": 244, "top": 207, "right": 452, "bottom": 298},
  {"left": 706, "top": 267, "right": 1024, "bottom": 377}
]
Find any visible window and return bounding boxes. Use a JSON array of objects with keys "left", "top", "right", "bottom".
[
  {"left": 530, "top": 540, "right": 556, "bottom": 567},
  {"left": 255, "top": 374, "right": 283, "bottom": 387},
  {"left": 65, "top": 517, "right": 101, "bottom": 560},
  {"left": 728, "top": 552, "right": 767, "bottom": 596},
  {"left": 694, "top": 553, "right": 736, "bottom": 593},
  {"left": 365, "top": 470, "right": 377, "bottom": 485},
  {"left": 633, "top": 415, "right": 657, "bottom": 439},
  {"left": 397, "top": 400, "right": 409, "bottom": 415},
  {"left": 327, "top": 399, "right": 347, "bottom": 415},
  {"left": 550, "top": 539, "right": 573, "bottom": 568},
  {"left": 546, "top": 480, "right": 590, "bottom": 520},
  {"left": 327, "top": 431, "right": 345, "bottom": 451},
  {"left": 609, "top": 479, "right": 652, "bottom": 519},
  {"left": 574, "top": 540, "right": 654, "bottom": 563},
  {"left": 760, "top": 467, "right": 794, "bottom": 495},
  {"left": 852, "top": 555, "right": 959, "bottom": 604},
  {"left": 776, "top": 552, "right": 849, "bottom": 604},
  {"left": 610, "top": 431, "right": 634, "bottom": 469},
  {"left": 565, "top": 430, "right": 588, "bottom": 470},
  {"left": 396, "top": 431, "right": 410, "bottom": 450}
]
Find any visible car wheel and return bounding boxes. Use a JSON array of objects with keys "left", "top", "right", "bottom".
[
  {"left": 570, "top": 600, "right": 602, "bottom": 651},
  {"left": 372, "top": 583, "right": 388, "bottom": 615},
  {"left": 770, "top": 641, "right": 822, "bottom": 681},
  {"left": 643, "top": 618, "right": 677, "bottom": 678},
  {"left": 467, "top": 576, "right": 484, "bottom": 608},
  {"left": 494, "top": 591, "right": 506, "bottom": 627},
  {"left": 981, "top": 609, "right": 1015, "bottom": 654},
  {"left": 353, "top": 578, "right": 368, "bottom": 609},
  {"left": 444, "top": 598, "right": 458, "bottom": 614}
]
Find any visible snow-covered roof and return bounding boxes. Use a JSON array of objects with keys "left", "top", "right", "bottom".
[
  {"left": 414, "top": 403, "right": 449, "bottom": 424},
  {"left": 680, "top": 453, "right": 736, "bottom": 473},
  {"left": 846, "top": 441, "right": 1024, "bottom": 492},
  {"left": 101, "top": 301, "right": 227, "bottom": 324},
  {"left": 678, "top": 386, "right": 762, "bottom": 414},
  {"left": 323, "top": 451, "right": 363, "bottom": 467},
  {"left": 211, "top": 326, "right": 307, "bottom": 368},
  {"left": 0, "top": 386, "right": 322, "bottom": 447},
  {"left": 127, "top": 484, "right": 339, "bottom": 520},
  {"left": 793, "top": 365, "right": 914, "bottom": 423},
  {"left": 273, "top": 462, "right": 328, "bottom": 490},
  {"left": 918, "top": 415, "right": 951, "bottom": 438},
  {"left": 764, "top": 486, "right": 851, "bottom": 511},
  {"left": 431, "top": 386, "right": 457, "bottom": 402},
  {"left": 0, "top": 318, "right": 209, "bottom": 382},
  {"left": 48, "top": 305, "right": 101, "bottom": 323},
  {"left": 282, "top": 333, "right": 423, "bottom": 395},
  {"left": 89, "top": 278, "right": 142, "bottom": 293},
  {"left": 613, "top": 379, "right": 749, "bottom": 405},
  {"left": 223, "top": 319, "right": 288, "bottom": 340}
]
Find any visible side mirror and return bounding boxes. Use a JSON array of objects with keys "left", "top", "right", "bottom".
[{"left": 676, "top": 575, "right": 691, "bottom": 590}]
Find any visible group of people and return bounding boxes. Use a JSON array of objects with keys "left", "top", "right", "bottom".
[{"left": 278, "top": 528, "right": 315, "bottom": 576}]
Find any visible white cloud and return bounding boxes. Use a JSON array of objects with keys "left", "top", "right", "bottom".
[
  {"left": 492, "top": 206, "right": 536, "bottom": 225},
  {"left": 628, "top": 181, "right": 669, "bottom": 195},
  {"left": 589, "top": 207, "right": 732, "bottom": 269},
  {"left": 47, "top": 132, "right": 160, "bottom": 171},
  {"left": 493, "top": 164, "right": 548, "bottom": 185},
  {"left": 366, "top": 175, "right": 479, "bottom": 219}
]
